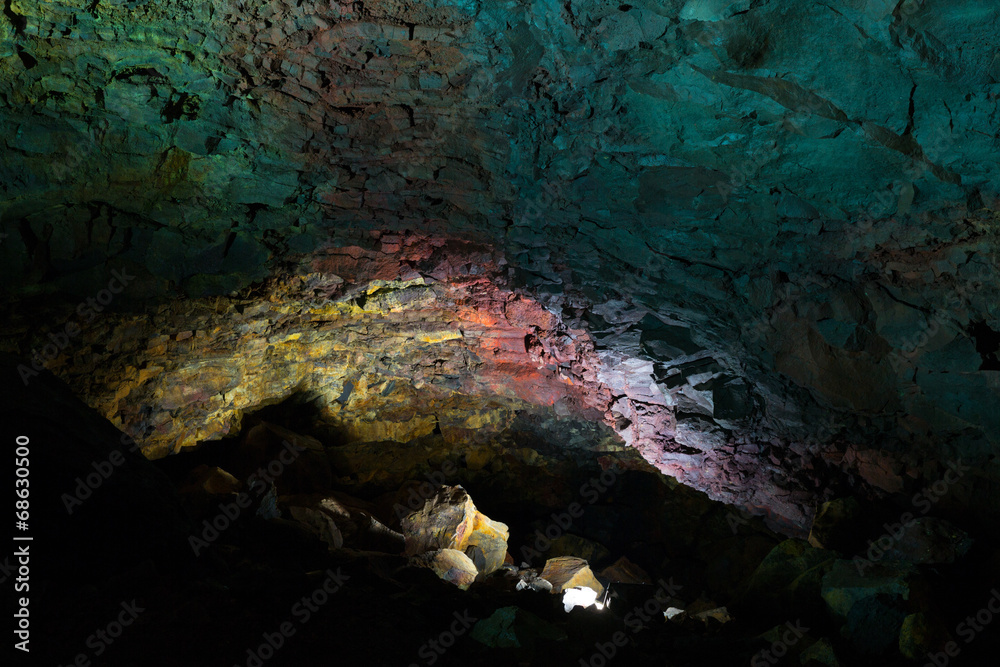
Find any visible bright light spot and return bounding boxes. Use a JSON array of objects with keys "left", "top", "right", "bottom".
[
  {"left": 562, "top": 586, "right": 606, "bottom": 612},
  {"left": 664, "top": 607, "right": 685, "bottom": 620}
]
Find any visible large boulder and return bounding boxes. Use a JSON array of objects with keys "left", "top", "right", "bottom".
[
  {"left": 882, "top": 517, "right": 973, "bottom": 565},
  {"left": 539, "top": 556, "right": 604, "bottom": 596},
  {"left": 470, "top": 606, "right": 567, "bottom": 649},
  {"left": 400, "top": 485, "right": 509, "bottom": 577},
  {"left": 600, "top": 555, "right": 653, "bottom": 585},
  {"left": 898, "top": 612, "right": 951, "bottom": 660},
  {"left": 176, "top": 464, "right": 243, "bottom": 518},
  {"left": 744, "top": 539, "right": 838, "bottom": 617},
  {"left": 283, "top": 492, "right": 404, "bottom": 553},
  {"left": 821, "top": 559, "right": 917, "bottom": 620}
]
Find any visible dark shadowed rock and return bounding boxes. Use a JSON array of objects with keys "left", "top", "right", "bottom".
[{"left": 0, "top": 354, "right": 194, "bottom": 585}]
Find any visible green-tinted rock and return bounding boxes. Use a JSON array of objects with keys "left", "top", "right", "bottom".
[
  {"left": 745, "top": 539, "right": 838, "bottom": 614},
  {"left": 821, "top": 559, "right": 916, "bottom": 620},
  {"left": 799, "top": 637, "right": 840, "bottom": 666},
  {"left": 841, "top": 594, "right": 907, "bottom": 655},
  {"left": 899, "top": 612, "right": 951, "bottom": 660},
  {"left": 470, "top": 606, "right": 567, "bottom": 649}
]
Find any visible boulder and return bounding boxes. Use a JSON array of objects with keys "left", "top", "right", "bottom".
[
  {"left": 411, "top": 549, "right": 478, "bottom": 590},
  {"left": 898, "top": 612, "right": 951, "bottom": 660},
  {"left": 515, "top": 569, "right": 554, "bottom": 593},
  {"left": 401, "top": 485, "right": 474, "bottom": 555},
  {"left": 233, "top": 421, "right": 332, "bottom": 494},
  {"left": 539, "top": 557, "right": 604, "bottom": 596},
  {"left": 600, "top": 555, "right": 652, "bottom": 585},
  {"left": 745, "top": 539, "right": 838, "bottom": 616},
  {"left": 400, "top": 485, "right": 509, "bottom": 576},
  {"left": 470, "top": 606, "right": 567, "bottom": 649},
  {"left": 691, "top": 606, "right": 732, "bottom": 626},
  {"left": 237, "top": 515, "right": 330, "bottom": 569},
  {"left": 283, "top": 492, "right": 404, "bottom": 553},
  {"left": 883, "top": 517, "right": 973, "bottom": 565},
  {"left": 841, "top": 594, "right": 908, "bottom": 654},
  {"left": 177, "top": 464, "right": 243, "bottom": 518},
  {"left": 465, "top": 511, "right": 511, "bottom": 576},
  {"left": 821, "top": 559, "right": 916, "bottom": 620},
  {"left": 181, "top": 464, "right": 241, "bottom": 495},
  {"left": 288, "top": 505, "right": 345, "bottom": 550},
  {"left": 799, "top": 638, "right": 840, "bottom": 666}
]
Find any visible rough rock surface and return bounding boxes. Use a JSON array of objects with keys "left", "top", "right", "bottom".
[
  {"left": 470, "top": 606, "right": 568, "bottom": 649},
  {"left": 539, "top": 556, "right": 604, "bottom": 596},
  {"left": 2, "top": 1, "right": 1000, "bottom": 537},
  {"left": 411, "top": 548, "right": 479, "bottom": 590},
  {"left": 12, "top": 359, "right": 997, "bottom": 667},
  {"left": 401, "top": 483, "right": 510, "bottom": 577}
]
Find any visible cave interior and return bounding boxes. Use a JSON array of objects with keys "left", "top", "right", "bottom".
[{"left": 2, "top": 1, "right": 1000, "bottom": 666}]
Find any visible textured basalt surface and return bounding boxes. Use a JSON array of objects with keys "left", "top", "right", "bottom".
[{"left": 3, "top": 1, "right": 1000, "bottom": 534}]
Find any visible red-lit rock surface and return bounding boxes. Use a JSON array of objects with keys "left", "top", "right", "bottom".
[
  {"left": 3, "top": 233, "right": 985, "bottom": 533},
  {"left": 0, "top": 233, "right": 811, "bottom": 529}
]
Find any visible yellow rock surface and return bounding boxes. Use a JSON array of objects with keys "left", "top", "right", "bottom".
[
  {"left": 464, "top": 511, "right": 511, "bottom": 576},
  {"left": 400, "top": 485, "right": 510, "bottom": 578},
  {"left": 540, "top": 557, "right": 604, "bottom": 595},
  {"left": 412, "top": 549, "right": 478, "bottom": 590}
]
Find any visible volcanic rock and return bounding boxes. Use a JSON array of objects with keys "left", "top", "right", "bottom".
[
  {"left": 400, "top": 485, "right": 509, "bottom": 576},
  {"left": 411, "top": 549, "right": 478, "bottom": 591},
  {"left": 470, "top": 606, "right": 567, "bottom": 649},
  {"left": 539, "top": 556, "right": 604, "bottom": 596}
]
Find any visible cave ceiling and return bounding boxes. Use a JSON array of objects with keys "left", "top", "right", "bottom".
[{"left": 1, "top": 0, "right": 999, "bottom": 533}]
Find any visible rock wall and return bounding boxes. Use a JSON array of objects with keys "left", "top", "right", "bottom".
[
  {"left": 2, "top": 1, "right": 1000, "bottom": 532},
  {"left": 0, "top": 233, "right": 972, "bottom": 533}
]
